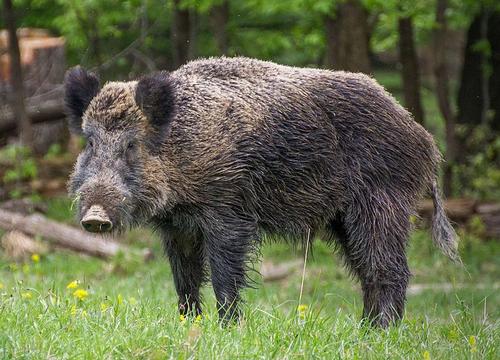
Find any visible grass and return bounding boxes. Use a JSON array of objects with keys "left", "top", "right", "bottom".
[{"left": 0, "top": 198, "right": 498, "bottom": 359}]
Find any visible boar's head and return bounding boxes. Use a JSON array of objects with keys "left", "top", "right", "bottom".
[{"left": 64, "top": 67, "right": 177, "bottom": 233}]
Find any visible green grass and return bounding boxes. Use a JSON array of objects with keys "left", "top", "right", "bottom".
[{"left": 1, "top": 212, "right": 498, "bottom": 359}]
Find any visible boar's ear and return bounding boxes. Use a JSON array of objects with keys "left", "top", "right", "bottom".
[
  {"left": 64, "top": 66, "right": 100, "bottom": 134},
  {"left": 135, "top": 71, "right": 175, "bottom": 147}
]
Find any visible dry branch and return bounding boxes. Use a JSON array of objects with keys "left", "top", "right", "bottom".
[{"left": 0, "top": 208, "right": 126, "bottom": 258}]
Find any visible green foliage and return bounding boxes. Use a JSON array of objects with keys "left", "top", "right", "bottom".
[
  {"left": 0, "top": 145, "right": 38, "bottom": 199},
  {"left": 368, "top": 0, "right": 436, "bottom": 53},
  {"left": 455, "top": 127, "right": 500, "bottom": 200},
  {"left": 3, "top": 0, "right": 489, "bottom": 72},
  {"left": 43, "top": 143, "right": 63, "bottom": 160}
]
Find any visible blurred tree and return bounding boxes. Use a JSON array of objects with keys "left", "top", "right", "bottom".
[
  {"left": 324, "top": 0, "right": 371, "bottom": 73},
  {"left": 457, "top": 9, "right": 500, "bottom": 134},
  {"left": 433, "top": 0, "right": 457, "bottom": 196},
  {"left": 2, "top": 0, "right": 33, "bottom": 150},
  {"left": 398, "top": 15, "right": 425, "bottom": 124},
  {"left": 210, "top": 0, "right": 229, "bottom": 55},
  {"left": 171, "top": 0, "right": 194, "bottom": 67}
]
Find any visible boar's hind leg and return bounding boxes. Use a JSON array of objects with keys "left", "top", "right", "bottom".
[
  {"left": 203, "top": 213, "right": 257, "bottom": 324},
  {"left": 332, "top": 190, "right": 411, "bottom": 328},
  {"left": 160, "top": 224, "right": 206, "bottom": 317}
]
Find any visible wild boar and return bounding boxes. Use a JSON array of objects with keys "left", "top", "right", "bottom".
[{"left": 64, "top": 57, "right": 459, "bottom": 327}]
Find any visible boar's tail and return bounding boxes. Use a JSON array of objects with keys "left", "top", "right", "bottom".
[{"left": 429, "top": 180, "right": 461, "bottom": 263}]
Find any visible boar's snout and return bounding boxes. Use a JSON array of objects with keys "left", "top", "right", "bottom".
[{"left": 81, "top": 205, "right": 113, "bottom": 233}]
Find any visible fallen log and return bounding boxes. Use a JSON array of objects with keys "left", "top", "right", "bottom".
[
  {"left": 0, "top": 208, "right": 126, "bottom": 259},
  {"left": 417, "top": 198, "right": 477, "bottom": 221},
  {"left": 417, "top": 198, "right": 500, "bottom": 238},
  {"left": 476, "top": 203, "right": 500, "bottom": 238},
  {"left": 0, "top": 98, "right": 65, "bottom": 133}
]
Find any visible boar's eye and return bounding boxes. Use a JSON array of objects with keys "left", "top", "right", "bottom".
[
  {"left": 124, "top": 142, "right": 139, "bottom": 160},
  {"left": 127, "top": 142, "right": 137, "bottom": 151}
]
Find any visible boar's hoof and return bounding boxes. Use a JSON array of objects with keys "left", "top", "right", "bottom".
[{"left": 81, "top": 205, "right": 113, "bottom": 233}]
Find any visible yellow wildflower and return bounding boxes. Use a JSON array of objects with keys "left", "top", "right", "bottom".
[
  {"left": 179, "top": 314, "right": 186, "bottom": 323},
  {"left": 66, "top": 280, "right": 79, "bottom": 289},
  {"left": 297, "top": 304, "right": 308, "bottom": 322},
  {"left": 21, "top": 291, "right": 32, "bottom": 299},
  {"left": 73, "top": 288, "right": 88, "bottom": 300},
  {"left": 297, "top": 304, "right": 308, "bottom": 313},
  {"left": 469, "top": 335, "right": 477, "bottom": 353},
  {"left": 31, "top": 254, "right": 40, "bottom": 263},
  {"left": 195, "top": 314, "right": 202, "bottom": 323},
  {"left": 70, "top": 304, "right": 77, "bottom": 316},
  {"left": 423, "top": 350, "right": 431, "bottom": 360}
]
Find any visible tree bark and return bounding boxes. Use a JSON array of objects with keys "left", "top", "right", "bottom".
[
  {"left": 457, "top": 10, "right": 500, "bottom": 135},
  {"left": 433, "top": 0, "right": 457, "bottom": 197},
  {"left": 324, "top": 0, "right": 371, "bottom": 74},
  {"left": 2, "top": 0, "right": 33, "bottom": 149},
  {"left": 171, "top": 0, "right": 191, "bottom": 68},
  {"left": 479, "top": 8, "right": 490, "bottom": 126},
  {"left": 210, "top": 1, "right": 230, "bottom": 55},
  {"left": 188, "top": 9, "right": 198, "bottom": 60},
  {"left": 398, "top": 16, "right": 425, "bottom": 124}
]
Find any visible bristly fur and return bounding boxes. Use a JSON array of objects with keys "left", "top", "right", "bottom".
[
  {"left": 135, "top": 71, "right": 177, "bottom": 149},
  {"left": 65, "top": 56, "right": 459, "bottom": 328},
  {"left": 430, "top": 180, "right": 461, "bottom": 263},
  {"left": 64, "top": 66, "right": 100, "bottom": 134}
]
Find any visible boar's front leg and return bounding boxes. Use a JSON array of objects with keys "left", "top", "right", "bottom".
[
  {"left": 159, "top": 223, "right": 206, "bottom": 317},
  {"left": 202, "top": 212, "right": 257, "bottom": 324}
]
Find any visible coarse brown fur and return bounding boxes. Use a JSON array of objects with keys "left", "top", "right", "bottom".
[{"left": 65, "top": 57, "right": 459, "bottom": 327}]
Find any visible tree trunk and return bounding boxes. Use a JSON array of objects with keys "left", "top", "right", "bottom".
[
  {"left": 433, "top": 0, "right": 457, "bottom": 197},
  {"left": 2, "top": 0, "right": 33, "bottom": 149},
  {"left": 457, "top": 10, "right": 500, "bottom": 135},
  {"left": 324, "top": 0, "right": 371, "bottom": 74},
  {"left": 188, "top": 9, "right": 198, "bottom": 60},
  {"left": 171, "top": 0, "right": 191, "bottom": 68},
  {"left": 210, "top": 1, "right": 230, "bottom": 55},
  {"left": 89, "top": 16, "right": 102, "bottom": 70},
  {"left": 398, "top": 16, "right": 425, "bottom": 124},
  {"left": 479, "top": 8, "right": 490, "bottom": 126}
]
